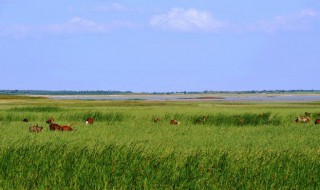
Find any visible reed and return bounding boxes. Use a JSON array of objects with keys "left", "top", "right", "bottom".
[
  {"left": 8, "top": 106, "right": 62, "bottom": 112},
  {"left": 0, "top": 143, "right": 319, "bottom": 189}
]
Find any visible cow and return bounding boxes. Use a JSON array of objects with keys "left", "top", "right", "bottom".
[
  {"left": 46, "top": 117, "right": 55, "bottom": 124},
  {"left": 23, "top": 118, "right": 29, "bottom": 122},
  {"left": 29, "top": 125, "right": 43, "bottom": 133},
  {"left": 49, "top": 123, "right": 61, "bottom": 131},
  {"left": 86, "top": 117, "right": 94, "bottom": 125},
  {"left": 306, "top": 116, "right": 311, "bottom": 122},
  {"left": 295, "top": 116, "right": 311, "bottom": 123},
  {"left": 59, "top": 125, "right": 73, "bottom": 131},
  {"left": 170, "top": 119, "right": 180, "bottom": 125},
  {"left": 315, "top": 119, "right": 320, "bottom": 125},
  {"left": 153, "top": 117, "right": 161, "bottom": 123}
]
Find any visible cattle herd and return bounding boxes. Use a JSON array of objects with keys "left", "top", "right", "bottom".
[
  {"left": 24, "top": 112, "right": 320, "bottom": 133},
  {"left": 25, "top": 117, "right": 94, "bottom": 133},
  {"left": 295, "top": 112, "right": 320, "bottom": 124}
]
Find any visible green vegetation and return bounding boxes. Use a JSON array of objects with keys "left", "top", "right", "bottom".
[{"left": 1, "top": 95, "right": 320, "bottom": 189}]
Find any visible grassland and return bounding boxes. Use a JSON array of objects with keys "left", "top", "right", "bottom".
[{"left": 1, "top": 95, "right": 320, "bottom": 189}]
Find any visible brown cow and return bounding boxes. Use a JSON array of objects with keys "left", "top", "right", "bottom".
[
  {"left": 86, "top": 117, "right": 94, "bottom": 125},
  {"left": 59, "top": 125, "right": 73, "bottom": 131},
  {"left": 153, "top": 117, "right": 161, "bottom": 123},
  {"left": 29, "top": 125, "right": 43, "bottom": 133},
  {"left": 23, "top": 118, "right": 29, "bottom": 122},
  {"left": 49, "top": 123, "right": 61, "bottom": 131},
  {"left": 315, "top": 119, "right": 320, "bottom": 125},
  {"left": 170, "top": 119, "right": 180, "bottom": 125},
  {"left": 46, "top": 117, "right": 55, "bottom": 124}
]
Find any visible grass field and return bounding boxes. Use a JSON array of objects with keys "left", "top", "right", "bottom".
[{"left": 1, "top": 95, "right": 320, "bottom": 189}]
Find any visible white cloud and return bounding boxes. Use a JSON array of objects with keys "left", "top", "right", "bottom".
[
  {"left": 93, "top": 3, "right": 141, "bottom": 13},
  {"left": 45, "top": 17, "right": 104, "bottom": 34},
  {"left": 94, "top": 3, "right": 127, "bottom": 12},
  {"left": 45, "top": 17, "right": 138, "bottom": 35},
  {"left": 150, "top": 7, "right": 227, "bottom": 32},
  {"left": 69, "top": 17, "right": 96, "bottom": 26},
  {"left": 252, "top": 9, "right": 320, "bottom": 32}
]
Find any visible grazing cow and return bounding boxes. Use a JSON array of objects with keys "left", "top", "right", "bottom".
[
  {"left": 315, "top": 119, "right": 320, "bottom": 125},
  {"left": 29, "top": 125, "right": 43, "bottom": 133},
  {"left": 59, "top": 125, "right": 73, "bottom": 131},
  {"left": 46, "top": 117, "right": 55, "bottom": 124},
  {"left": 153, "top": 117, "right": 161, "bottom": 123},
  {"left": 49, "top": 123, "right": 61, "bottom": 131},
  {"left": 170, "top": 119, "right": 180, "bottom": 125},
  {"left": 86, "top": 117, "right": 94, "bottom": 125},
  {"left": 23, "top": 118, "right": 29, "bottom": 122},
  {"left": 295, "top": 116, "right": 311, "bottom": 123}
]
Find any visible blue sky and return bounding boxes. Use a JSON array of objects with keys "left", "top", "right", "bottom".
[{"left": 1, "top": 0, "right": 319, "bottom": 92}]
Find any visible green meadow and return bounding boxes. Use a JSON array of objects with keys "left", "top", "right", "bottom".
[{"left": 1, "top": 95, "right": 320, "bottom": 189}]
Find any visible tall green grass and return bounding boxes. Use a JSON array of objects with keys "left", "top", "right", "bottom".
[
  {"left": 0, "top": 143, "right": 319, "bottom": 189},
  {"left": 1, "top": 109, "right": 131, "bottom": 124},
  {"left": 158, "top": 112, "right": 286, "bottom": 126},
  {"left": 60, "top": 111, "right": 130, "bottom": 123},
  {"left": 0, "top": 111, "right": 291, "bottom": 126},
  {"left": 8, "top": 106, "right": 62, "bottom": 112}
]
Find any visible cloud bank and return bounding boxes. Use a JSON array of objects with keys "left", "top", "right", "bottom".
[{"left": 1, "top": 7, "right": 319, "bottom": 38}]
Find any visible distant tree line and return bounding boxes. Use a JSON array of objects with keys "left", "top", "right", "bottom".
[
  {"left": 0, "top": 90, "right": 133, "bottom": 95},
  {"left": 0, "top": 89, "right": 319, "bottom": 95}
]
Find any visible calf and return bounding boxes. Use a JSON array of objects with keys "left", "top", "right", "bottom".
[
  {"left": 49, "top": 123, "right": 61, "bottom": 131},
  {"left": 315, "top": 119, "right": 320, "bottom": 125},
  {"left": 59, "top": 125, "right": 73, "bottom": 131},
  {"left": 46, "top": 117, "right": 55, "bottom": 124},
  {"left": 29, "top": 125, "right": 43, "bottom": 133},
  {"left": 23, "top": 118, "right": 29, "bottom": 122},
  {"left": 86, "top": 117, "right": 94, "bottom": 125},
  {"left": 170, "top": 119, "right": 180, "bottom": 125},
  {"left": 196, "top": 115, "right": 209, "bottom": 124},
  {"left": 153, "top": 117, "right": 161, "bottom": 123}
]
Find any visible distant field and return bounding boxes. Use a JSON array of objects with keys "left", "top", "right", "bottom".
[{"left": 1, "top": 95, "right": 320, "bottom": 189}]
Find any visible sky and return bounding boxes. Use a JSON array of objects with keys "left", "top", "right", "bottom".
[{"left": 0, "top": 0, "right": 320, "bottom": 92}]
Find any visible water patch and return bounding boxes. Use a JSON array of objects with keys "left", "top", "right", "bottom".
[{"left": 43, "top": 94, "right": 320, "bottom": 102}]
